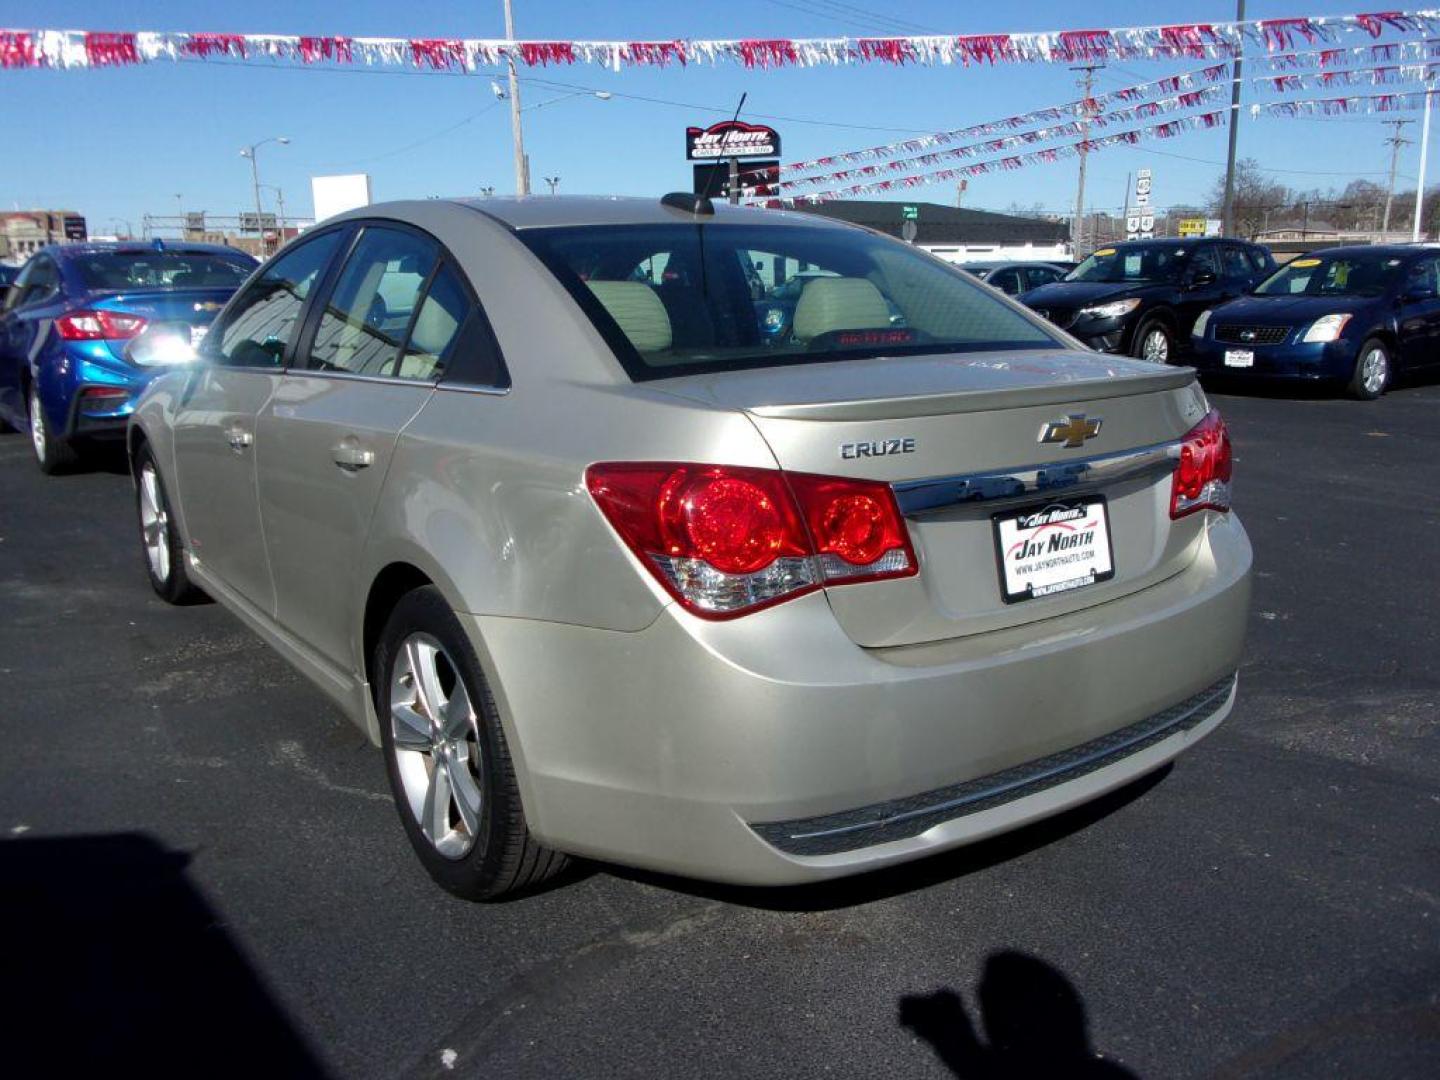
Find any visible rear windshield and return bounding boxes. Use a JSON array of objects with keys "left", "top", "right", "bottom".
[
  {"left": 518, "top": 223, "right": 1057, "bottom": 380},
  {"left": 72, "top": 252, "right": 257, "bottom": 291},
  {"left": 1254, "top": 253, "right": 1407, "bottom": 298}
]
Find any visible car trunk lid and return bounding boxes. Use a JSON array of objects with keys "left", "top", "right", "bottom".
[
  {"left": 654, "top": 349, "right": 1213, "bottom": 648},
  {"left": 90, "top": 288, "right": 235, "bottom": 362}
]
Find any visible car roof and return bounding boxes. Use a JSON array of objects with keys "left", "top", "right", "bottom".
[
  {"left": 46, "top": 240, "right": 253, "bottom": 260},
  {"left": 370, "top": 195, "right": 861, "bottom": 233},
  {"left": 1296, "top": 244, "right": 1425, "bottom": 259}
]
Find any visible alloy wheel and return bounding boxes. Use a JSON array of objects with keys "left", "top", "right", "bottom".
[
  {"left": 1360, "top": 347, "right": 1388, "bottom": 396},
  {"left": 138, "top": 462, "right": 171, "bottom": 584},
  {"left": 1142, "top": 328, "right": 1170, "bottom": 363},
  {"left": 389, "top": 633, "right": 484, "bottom": 859},
  {"left": 28, "top": 388, "right": 46, "bottom": 462}
]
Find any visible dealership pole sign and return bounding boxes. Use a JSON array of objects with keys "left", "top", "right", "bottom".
[{"left": 686, "top": 120, "right": 781, "bottom": 160}]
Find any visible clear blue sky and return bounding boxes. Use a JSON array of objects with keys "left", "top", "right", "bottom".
[{"left": 1, "top": 1, "right": 1427, "bottom": 231}]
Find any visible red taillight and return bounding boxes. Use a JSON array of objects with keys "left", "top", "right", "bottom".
[
  {"left": 55, "top": 310, "right": 148, "bottom": 341},
  {"left": 586, "top": 463, "right": 917, "bottom": 618},
  {"left": 1170, "top": 409, "right": 1233, "bottom": 519}
]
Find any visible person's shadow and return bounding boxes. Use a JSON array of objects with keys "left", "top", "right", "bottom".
[{"left": 899, "top": 950, "right": 1137, "bottom": 1078}]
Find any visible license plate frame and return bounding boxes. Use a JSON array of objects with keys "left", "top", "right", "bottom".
[
  {"left": 1223, "top": 348, "right": 1254, "bottom": 368},
  {"left": 992, "top": 497, "right": 1116, "bottom": 604}
]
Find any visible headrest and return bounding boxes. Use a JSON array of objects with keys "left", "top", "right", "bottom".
[
  {"left": 587, "top": 281, "right": 672, "bottom": 352},
  {"left": 792, "top": 277, "right": 892, "bottom": 342}
]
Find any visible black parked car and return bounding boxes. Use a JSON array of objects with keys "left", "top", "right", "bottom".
[
  {"left": 1019, "top": 238, "right": 1275, "bottom": 362},
  {"left": 1190, "top": 245, "right": 1440, "bottom": 399},
  {"left": 960, "top": 261, "right": 1070, "bottom": 296}
]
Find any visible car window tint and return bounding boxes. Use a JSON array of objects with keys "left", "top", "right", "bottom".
[
  {"left": 395, "top": 262, "right": 468, "bottom": 381},
  {"left": 1245, "top": 247, "right": 1271, "bottom": 273},
  {"left": 1407, "top": 257, "right": 1439, "bottom": 295},
  {"left": 1024, "top": 267, "right": 1060, "bottom": 290},
  {"left": 522, "top": 224, "right": 1053, "bottom": 380},
  {"left": 1221, "top": 246, "right": 1251, "bottom": 278},
  {"left": 1190, "top": 246, "right": 1221, "bottom": 277},
  {"left": 308, "top": 227, "right": 439, "bottom": 376},
  {"left": 213, "top": 230, "right": 343, "bottom": 368},
  {"left": 72, "top": 252, "right": 255, "bottom": 290},
  {"left": 990, "top": 268, "right": 1023, "bottom": 295},
  {"left": 19, "top": 258, "right": 60, "bottom": 306}
]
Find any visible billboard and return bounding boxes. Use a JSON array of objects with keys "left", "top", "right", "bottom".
[
  {"left": 239, "top": 211, "right": 278, "bottom": 234},
  {"left": 686, "top": 120, "right": 781, "bottom": 160},
  {"left": 62, "top": 215, "right": 87, "bottom": 241},
  {"left": 692, "top": 160, "right": 780, "bottom": 199},
  {"left": 311, "top": 174, "right": 372, "bottom": 224}
]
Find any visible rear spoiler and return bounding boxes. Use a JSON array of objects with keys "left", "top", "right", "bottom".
[{"left": 746, "top": 367, "right": 1197, "bottom": 422}]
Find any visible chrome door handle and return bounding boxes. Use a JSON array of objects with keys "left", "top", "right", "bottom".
[
  {"left": 332, "top": 440, "right": 375, "bottom": 472},
  {"left": 224, "top": 424, "right": 253, "bottom": 453}
]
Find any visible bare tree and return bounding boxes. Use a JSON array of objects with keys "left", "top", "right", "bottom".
[{"left": 1207, "top": 159, "right": 1290, "bottom": 239}]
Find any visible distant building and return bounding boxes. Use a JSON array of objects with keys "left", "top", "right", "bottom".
[
  {"left": 771, "top": 200, "right": 1071, "bottom": 263},
  {"left": 0, "top": 210, "right": 87, "bottom": 264}
]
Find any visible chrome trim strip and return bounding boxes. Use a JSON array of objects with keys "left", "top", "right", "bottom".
[
  {"left": 892, "top": 438, "right": 1180, "bottom": 516},
  {"left": 435, "top": 381, "right": 511, "bottom": 396}
]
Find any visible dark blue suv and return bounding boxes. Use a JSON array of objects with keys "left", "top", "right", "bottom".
[
  {"left": 0, "top": 241, "right": 256, "bottom": 471},
  {"left": 1189, "top": 245, "right": 1440, "bottom": 399}
]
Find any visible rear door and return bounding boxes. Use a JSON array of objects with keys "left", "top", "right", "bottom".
[
  {"left": 1398, "top": 256, "right": 1440, "bottom": 369},
  {"left": 0, "top": 257, "right": 64, "bottom": 418},
  {"left": 255, "top": 223, "right": 475, "bottom": 670},
  {"left": 173, "top": 229, "right": 346, "bottom": 612}
]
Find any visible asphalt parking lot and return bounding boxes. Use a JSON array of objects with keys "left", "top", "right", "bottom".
[{"left": 1, "top": 379, "right": 1437, "bottom": 1078}]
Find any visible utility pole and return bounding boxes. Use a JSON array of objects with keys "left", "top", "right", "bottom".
[
  {"left": 503, "top": 0, "right": 529, "bottom": 196},
  {"left": 1221, "top": 1, "right": 1246, "bottom": 237},
  {"left": 1414, "top": 91, "right": 1433, "bottom": 241},
  {"left": 1070, "top": 64, "right": 1103, "bottom": 254},
  {"left": 1382, "top": 119, "right": 1414, "bottom": 236}
]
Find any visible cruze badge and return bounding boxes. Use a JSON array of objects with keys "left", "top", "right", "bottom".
[
  {"left": 841, "top": 436, "right": 916, "bottom": 460},
  {"left": 1039, "top": 414, "right": 1103, "bottom": 448}
]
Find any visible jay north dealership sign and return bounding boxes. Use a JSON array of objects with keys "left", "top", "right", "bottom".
[{"left": 686, "top": 120, "right": 782, "bottom": 160}]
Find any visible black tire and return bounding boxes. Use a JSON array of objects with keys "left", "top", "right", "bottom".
[
  {"left": 28, "top": 381, "right": 79, "bottom": 474},
  {"left": 374, "top": 586, "right": 567, "bottom": 900},
  {"left": 1130, "top": 318, "right": 1174, "bottom": 364},
  {"left": 134, "top": 443, "right": 205, "bottom": 604},
  {"left": 1347, "top": 337, "right": 1391, "bottom": 400}
]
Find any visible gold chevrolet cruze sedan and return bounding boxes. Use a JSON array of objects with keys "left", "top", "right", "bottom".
[{"left": 129, "top": 197, "right": 1251, "bottom": 899}]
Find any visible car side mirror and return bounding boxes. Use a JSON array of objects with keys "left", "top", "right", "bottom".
[{"left": 1189, "top": 269, "right": 1217, "bottom": 288}]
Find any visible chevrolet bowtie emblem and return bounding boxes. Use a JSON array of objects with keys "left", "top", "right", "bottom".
[
  {"left": 1039, "top": 414, "right": 1103, "bottom": 448},
  {"left": 193, "top": 300, "right": 223, "bottom": 313}
]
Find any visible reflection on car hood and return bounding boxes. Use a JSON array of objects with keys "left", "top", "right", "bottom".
[
  {"left": 1017, "top": 280, "right": 1170, "bottom": 308},
  {"left": 1208, "top": 293, "right": 1380, "bottom": 322}
]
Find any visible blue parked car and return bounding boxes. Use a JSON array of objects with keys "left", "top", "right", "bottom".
[
  {"left": 1189, "top": 245, "right": 1440, "bottom": 399},
  {"left": 0, "top": 241, "right": 257, "bottom": 471}
]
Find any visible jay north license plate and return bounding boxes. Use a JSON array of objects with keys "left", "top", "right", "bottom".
[{"left": 993, "top": 499, "right": 1115, "bottom": 603}]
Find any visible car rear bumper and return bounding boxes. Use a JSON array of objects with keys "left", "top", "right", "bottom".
[{"left": 467, "top": 512, "right": 1251, "bottom": 886}]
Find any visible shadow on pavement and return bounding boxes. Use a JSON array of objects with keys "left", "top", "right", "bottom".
[
  {"left": 604, "top": 764, "right": 1171, "bottom": 912},
  {"left": 0, "top": 832, "right": 330, "bottom": 1076},
  {"left": 899, "top": 950, "right": 1137, "bottom": 1079}
]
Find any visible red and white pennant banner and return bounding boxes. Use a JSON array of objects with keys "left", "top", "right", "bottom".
[
  {"left": 1254, "top": 89, "right": 1436, "bottom": 114},
  {"left": 746, "top": 112, "right": 1228, "bottom": 203},
  {"left": 1251, "top": 36, "right": 1440, "bottom": 68},
  {"left": 781, "top": 87, "right": 1225, "bottom": 191},
  {"left": 1254, "top": 61, "right": 1440, "bottom": 89},
  {"left": 2, "top": 13, "right": 1439, "bottom": 72},
  {"left": 782, "top": 63, "right": 1226, "bottom": 175}
]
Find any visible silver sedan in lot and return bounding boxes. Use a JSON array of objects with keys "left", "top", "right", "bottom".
[{"left": 129, "top": 196, "right": 1251, "bottom": 899}]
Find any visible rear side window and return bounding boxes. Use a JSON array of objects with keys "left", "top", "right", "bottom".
[
  {"left": 1024, "top": 266, "right": 1062, "bottom": 290},
  {"left": 1246, "top": 247, "right": 1272, "bottom": 273},
  {"left": 1221, "top": 246, "right": 1252, "bottom": 279},
  {"left": 520, "top": 223, "right": 1056, "bottom": 380},
  {"left": 396, "top": 263, "right": 469, "bottom": 381},
  {"left": 210, "top": 230, "right": 343, "bottom": 368},
  {"left": 307, "top": 226, "right": 439, "bottom": 377},
  {"left": 12, "top": 257, "right": 60, "bottom": 308}
]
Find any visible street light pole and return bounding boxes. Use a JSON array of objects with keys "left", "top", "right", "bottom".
[
  {"left": 543, "top": 176, "right": 561, "bottom": 195},
  {"left": 240, "top": 136, "right": 290, "bottom": 255},
  {"left": 503, "top": 0, "right": 529, "bottom": 195}
]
